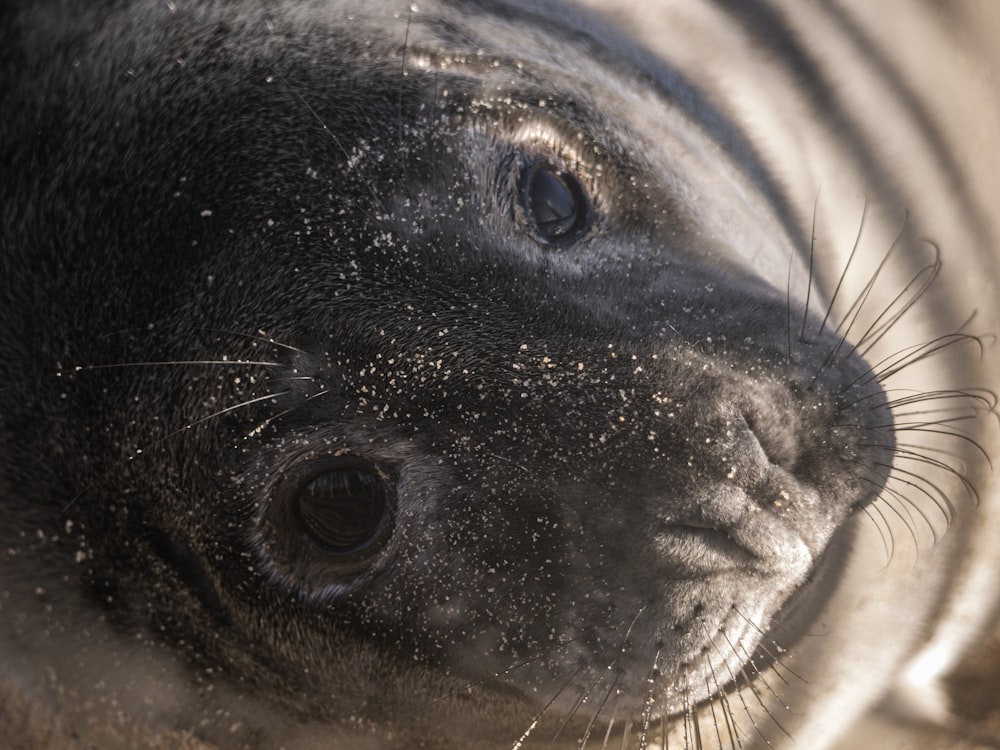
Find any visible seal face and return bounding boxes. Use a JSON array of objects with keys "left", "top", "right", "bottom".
[{"left": 1, "top": 1, "right": 997, "bottom": 749}]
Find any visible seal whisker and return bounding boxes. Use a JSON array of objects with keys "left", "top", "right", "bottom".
[
  {"left": 578, "top": 606, "right": 652, "bottom": 747},
  {"left": 734, "top": 642, "right": 789, "bottom": 698},
  {"left": 730, "top": 607, "right": 808, "bottom": 684},
  {"left": 892, "top": 441, "right": 973, "bottom": 469},
  {"left": 893, "top": 436, "right": 990, "bottom": 470},
  {"left": 886, "top": 424, "right": 991, "bottom": 464},
  {"left": 733, "top": 665, "right": 791, "bottom": 746},
  {"left": 798, "top": 190, "right": 822, "bottom": 336},
  {"left": 170, "top": 390, "right": 294, "bottom": 433},
  {"left": 620, "top": 718, "right": 635, "bottom": 749},
  {"left": 885, "top": 400, "right": 997, "bottom": 464},
  {"left": 789, "top": 189, "right": 820, "bottom": 363},
  {"left": 862, "top": 333, "right": 984, "bottom": 386},
  {"left": 437, "top": 635, "right": 583, "bottom": 704},
  {"left": 635, "top": 646, "right": 663, "bottom": 750},
  {"left": 808, "top": 196, "right": 870, "bottom": 345},
  {"left": 870, "top": 480, "right": 936, "bottom": 548},
  {"left": 199, "top": 327, "right": 308, "bottom": 354},
  {"left": 858, "top": 492, "right": 899, "bottom": 562},
  {"left": 884, "top": 387, "right": 996, "bottom": 413},
  {"left": 700, "top": 652, "right": 742, "bottom": 750},
  {"left": 888, "top": 449, "right": 978, "bottom": 508},
  {"left": 716, "top": 625, "right": 794, "bottom": 746},
  {"left": 508, "top": 664, "right": 584, "bottom": 750},
  {"left": 852, "top": 246, "right": 943, "bottom": 359},
  {"left": 242, "top": 398, "right": 317, "bottom": 439},
  {"left": 891, "top": 447, "right": 978, "bottom": 506},
  {"left": 61, "top": 389, "right": 292, "bottom": 514},
  {"left": 786, "top": 252, "right": 795, "bottom": 365},
  {"left": 683, "top": 686, "right": 705, "bottom": 750},
  {"left": 849, "top": 386, "right": 993, "bottom": 416},
  {"left": 546, "top": 670, "right": 604, "bottom": 744},
  {"left": 876, "top": 469, "right": 952, "bottom": 541},
  {"left": 67, "top": 358, "right": 281, "bottom": 372},
  {"left": 820, "top": 209, "right": 910, "bottom": 350},
  {"left": 575, "top": 671, "right": 622, "bottom": 750},
  {"left": 807, "top": 209, "right": 905, "bottom": 381},
  {"left": 483, "top": 451, "right": 534, "bottom": 475}
]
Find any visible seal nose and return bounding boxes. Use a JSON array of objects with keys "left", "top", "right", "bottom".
[{"left": 605, "top": 339, "right": 897, "bottom": 542}]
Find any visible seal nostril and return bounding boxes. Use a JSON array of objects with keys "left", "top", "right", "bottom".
[{"left": 743, "top": 407, "right": 798, "bottom": 472}]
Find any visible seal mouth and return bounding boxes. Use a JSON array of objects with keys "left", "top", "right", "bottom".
[
  {"left": 650, "top": 523, "right": 857, "bottom": 725},
  {"left": 653, "top": 522, "right": 759, "bottom": 576},
  {"left": 654, "top": 499, "right": 815, "bottom": 576}
]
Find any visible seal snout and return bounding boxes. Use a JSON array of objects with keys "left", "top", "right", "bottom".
[{"left": 620, "top": 340, "right": 896, "bottom": 567}]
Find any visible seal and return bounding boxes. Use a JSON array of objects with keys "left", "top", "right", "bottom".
[{"left": 2, "top": 1, "right": 999, "bottom": 749}]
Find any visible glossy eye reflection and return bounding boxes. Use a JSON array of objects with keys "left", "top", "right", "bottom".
[
  {"left": 293, "top": 466, "right": 390, "bottom": 555},
  {"left": 520, "top": 162, "right": 589, "bottom": 242}
]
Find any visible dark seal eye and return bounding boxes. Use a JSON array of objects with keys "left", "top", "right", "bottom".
[
  {"left": 259, "top": 457, "right": 396, "bottom": 589},
  {"left": 520, "top": 162, "right": 589, "bottom": 243},
  {"left": 293, "top": 467, "right": 390, "bottom": 555}
]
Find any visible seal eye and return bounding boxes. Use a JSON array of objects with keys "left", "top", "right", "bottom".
[
  {"left": 259, "top": 457, "right": 396, "bottom": 587},
  {"left": 520, "top": 163, "right": 589, "bottom": 242},
  {"left": 293, "top": 467, "right": 389, "bottom": 555}
]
